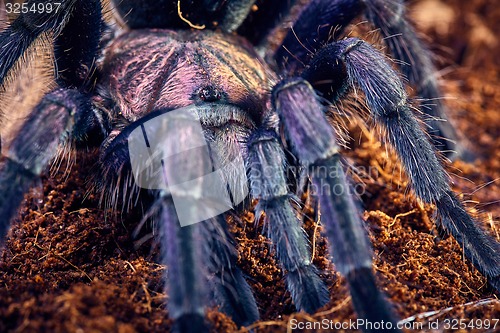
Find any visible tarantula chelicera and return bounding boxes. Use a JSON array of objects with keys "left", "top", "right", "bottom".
[{"left": 0, "top": 0, "right": 499, "bottom": 332}]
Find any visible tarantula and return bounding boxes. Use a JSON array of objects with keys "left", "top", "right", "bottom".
[{"left": 0, "top": 0, "right": 499, "bottom": 332}]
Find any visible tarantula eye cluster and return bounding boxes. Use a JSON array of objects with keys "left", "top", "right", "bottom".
[
  {"left": 198, "top": 86, "right": 222, "bottom": 102},
  {"left": 0, "top": 1, "right": 498, "bottom": 332}
]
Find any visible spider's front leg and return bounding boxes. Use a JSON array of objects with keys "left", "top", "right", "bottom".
[
  {"left": 103, "top": 112, "right": 260, "bottom": 332},
  {"left": 203, "top": 215, "right": 259, "bottom": 326},
  {"left": 304, "top": 38, "right": 500, "bottom": 290},
  {"left": 155, "top": 196, "right": 210, "bottom": 333},
  {"left": 155, "top": 197, "right": 258, "bottom": 332},
  {"left": 0, "top": 88, "right": 105, "bottom": 244},
  {"left": 152, "top": 187, "right": 259, "bottom": 332},
  {"left": 272, "top": 79, "right": 401, "bottom": 332},
  {"left": 247, "top": 128, "right": 330, "bottom": 313}
]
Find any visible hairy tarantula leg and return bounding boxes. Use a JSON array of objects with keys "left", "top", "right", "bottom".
[
  {"left": 0, "top": 0, "right": 102, "bottom": 89},
  {"left": 238, "top": 0, "right": 298, "bottom": 46},
  {"left": 247, "top": 129, "right": 329, "bottom": 313},
  {"left": 217, "top": 0, "right": 257, "bottom": 33},
  {"left": 158, "top": 196, "right": 210, "bottom": 333},
  {"left": 316, "top": 38, "right": 500, "bottom": 290},
  {"left": 362, "top": 0, "right": 467, "bottom": 159},
  {"left": 274, "top": 0, "right": 364, "bottom": 73},
  {"left": 159, "top": 203, "right": 259, "bottom": 331},
  {"left": 273, "top": 79, "right": 401, "bottom": 331},
  {"left": 204, "top": 215, "right": 259, "bottom": 326},
  {"left": 0, "top": 88, "right": 97, "bottom": 245},
  {"left": 275, "top": 0, "right": 466, "bottom": 158},
  {"left": 53, "top": 0, "right": 102, "bottom": 89}
]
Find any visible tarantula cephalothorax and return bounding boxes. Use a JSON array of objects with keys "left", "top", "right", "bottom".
[{"left": 0, "top": 0, "right": 499, "bottom": 332}]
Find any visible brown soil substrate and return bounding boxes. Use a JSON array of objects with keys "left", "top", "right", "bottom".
[{"left": 1, "top": 0, "right": 499, "bottom": 332}]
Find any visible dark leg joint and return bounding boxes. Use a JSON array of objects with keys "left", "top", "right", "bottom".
[
  {"left": 343, "top": 39, "right": 364, "bottom": 57},
  {"left": 272, "top": 78, "right": 340, "bottom": 165},
  {"left": 272, "top": 78, "right": 311, "bottom": 104},
  {"left": 274, "top": 0, "right": 366, "bottom": 70}
]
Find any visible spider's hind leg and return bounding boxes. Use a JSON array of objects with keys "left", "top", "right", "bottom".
[{"left": 237, "top": 0, "right": 298, "bottom": 46}]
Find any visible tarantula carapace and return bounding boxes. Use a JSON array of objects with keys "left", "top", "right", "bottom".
[{"left": 0, "top": 1, "right": 499, "bottom": 332}]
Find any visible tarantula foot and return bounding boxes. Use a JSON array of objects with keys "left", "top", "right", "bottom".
[
  {"left": 171, "top": 313, "right": 208, "bottom": 333},
  {"left": 286, "top": 266, "right": 330, "bottom": 313}
]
